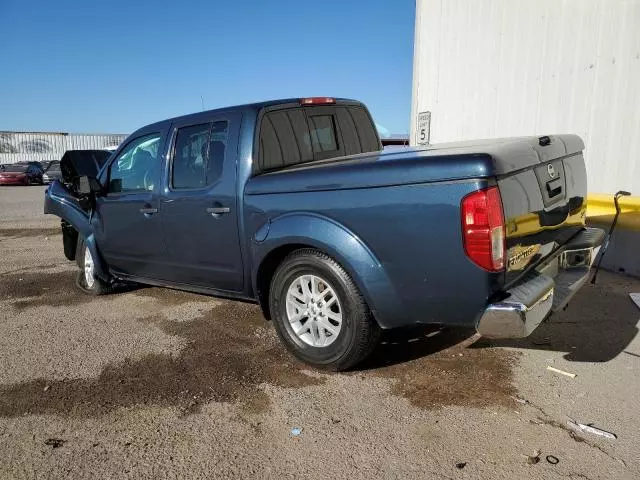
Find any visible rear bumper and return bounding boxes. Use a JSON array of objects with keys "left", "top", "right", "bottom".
[{"left": 476, "top": 227, "right": 605, "bottom": 339}]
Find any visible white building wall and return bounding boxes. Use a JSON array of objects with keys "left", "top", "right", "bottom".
[{"left": 411, "top": 0, "right": 640, "bottom": 195}]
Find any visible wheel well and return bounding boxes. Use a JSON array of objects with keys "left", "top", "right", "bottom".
[{"left": 256, "top": 243, "right": 312, "bottom": 320}]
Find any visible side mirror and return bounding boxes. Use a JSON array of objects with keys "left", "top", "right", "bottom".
[{"left": 77, "top": 175, "right": 102, "bottom": 195}]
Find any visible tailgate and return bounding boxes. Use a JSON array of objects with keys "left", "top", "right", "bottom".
[{"left": 496, "top": 135, "right": 588, "bottom": 286}]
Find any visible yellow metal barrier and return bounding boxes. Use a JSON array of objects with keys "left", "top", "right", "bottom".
[{"left": 586, "top": 194, "right": 640, "bottom": 231}]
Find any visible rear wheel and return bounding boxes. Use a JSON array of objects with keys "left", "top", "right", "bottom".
[
  {"left": 75, "top": 240, "right": 113, "bottom": 295},
  {"left": 269, "top": 249, "right": 381, "bottom": 371}
]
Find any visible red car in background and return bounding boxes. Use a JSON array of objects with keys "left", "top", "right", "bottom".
[{"left": 0, "top": 163, "right": 44, "bottom": 185}]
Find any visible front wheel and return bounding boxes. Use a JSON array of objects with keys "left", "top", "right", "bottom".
[
  {"left": 75, "top": 240, "right": 113, "bottom": 295},
  {"left": 269, "top": 249, "right": 381, "bottom": 371}
]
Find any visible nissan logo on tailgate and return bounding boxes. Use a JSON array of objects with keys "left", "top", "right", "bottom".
[{"left": 547, "top": 164, "right": 556, "bottom": 178}]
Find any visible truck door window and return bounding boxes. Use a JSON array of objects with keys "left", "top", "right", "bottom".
[
  {"left": 172, "top": 121, "right": 229, "bottom": 189},
  {"left": 172, "top": 124, "right": 209, "bottom": 189},
  {"left": 206, "top": 121, "right": 228, "bottom": 185},
  {"left": 108, "top": 133, "right": 161, "bottom": 194}
]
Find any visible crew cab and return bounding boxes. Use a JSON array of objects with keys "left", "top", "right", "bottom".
[{"left": 44, "top": 97, "right": 604, "bottom": 370}]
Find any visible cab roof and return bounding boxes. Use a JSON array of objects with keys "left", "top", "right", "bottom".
[{"left": 130, "top": 98, "right": 363, "bottom": 138}]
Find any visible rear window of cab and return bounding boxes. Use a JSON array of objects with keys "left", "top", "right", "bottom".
[{"left": 257, "top": 105, "right": 379, "bottom": 173}]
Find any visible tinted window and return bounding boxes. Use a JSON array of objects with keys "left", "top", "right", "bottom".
[
  {"left": 257, "top": 105, "right": 379, "bottom": 173},
  {"left": 108, "top": 134, "right": 161, "bottom": 193},
  {"left": 308, "top": 115, "right": 338, "bottom": 153},
  {"left": 172, "top": 121, "right": 228, "bottom": 189},
  {"left": 347, "top": 107, "right": 379, "bottom": 152},
  {"left": 207, "top": 121, "right": 228, "bottom": 185},
  {"left": 260, "top": 109, "right": 313, "bottom": 171},
  {"left": 172, "top": 124, "right": 209, "bottom": 189}
]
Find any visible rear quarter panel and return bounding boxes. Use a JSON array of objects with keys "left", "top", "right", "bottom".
[{"left": 245, "top": 180, "right": 501, "bottom": 329}]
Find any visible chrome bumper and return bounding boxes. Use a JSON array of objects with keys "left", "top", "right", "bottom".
[{"left": 476, "top": 227, "right": 605, "bottom": 339}]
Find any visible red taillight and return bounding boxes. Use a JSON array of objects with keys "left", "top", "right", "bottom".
[
  {"left": 300, "top": 97, "right": 336, "bottom": 105},
  {"left": 461, "top": 186, "right": 505, "bottom": 272}
]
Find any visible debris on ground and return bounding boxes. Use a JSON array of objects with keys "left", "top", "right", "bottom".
[
  {"left": 290, "top": 427, "right": 302, "bottom": 436},
  {"left": 567, "top": 421, "right": 617, "bottom": 440},
  {"left": 630, "top": 293, "right": 640, "bottom": 310},
  {"left": 455, "top": 462, "right": 466, "bottom": 469},
  {"left": 546, "top": 366, "right": 577, "bottom": 378},
  {"left": 546, "top": 455, "right": 559, "bottom": 465},
  {"left": 44, "top": 438, "right": 65, "bottom": 449},
  {"left": 525, "top": 449, "right": 541, "bottom": 465},
  {"left": 43, "top": 385, "right": 50, "bottom": 392}
]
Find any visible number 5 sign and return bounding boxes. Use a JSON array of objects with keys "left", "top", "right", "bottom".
[{"left": 416, "top": 111, "right": 431, "bottom": 145}]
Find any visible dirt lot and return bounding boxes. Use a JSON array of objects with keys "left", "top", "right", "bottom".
[{"left": 1, "top": 186, "right": 639, "bottom": 479}]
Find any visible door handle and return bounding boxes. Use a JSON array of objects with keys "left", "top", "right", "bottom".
[
  {"left": 206, "top": 207, "right": 230, "bottom": 215},
  {"left": 546, "top": 178, "right": 563, "bottom": 198},
  {"left": 140, "top": 207, "right": 158, "bottom": 215}
]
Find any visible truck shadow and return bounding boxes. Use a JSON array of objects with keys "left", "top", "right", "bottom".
[
  {"left": 471, "top": 271, "right": 640, "bottom": 362},
  {"left": 358, "top": 326, "right": 476, "bottom": 370}
]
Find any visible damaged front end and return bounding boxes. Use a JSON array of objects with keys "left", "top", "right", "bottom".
[{"left": 44, "top": 173, "right": 110, "bottom": 283}]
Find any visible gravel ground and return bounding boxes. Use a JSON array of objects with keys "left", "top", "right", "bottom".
[{"left": 1, "top": 186, "right": 640, "bottom": 479}]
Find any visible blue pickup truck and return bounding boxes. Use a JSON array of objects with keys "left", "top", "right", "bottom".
[{"left": 45, "top": 97, "right": 604, "bottom": 370}]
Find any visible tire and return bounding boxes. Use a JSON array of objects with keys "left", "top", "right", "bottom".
[
  {"left": 75, "top": 239, "right": 113, "bottom": 295},
  {"left": 269, "top": 249, "right": 381, "bottom": 371}
]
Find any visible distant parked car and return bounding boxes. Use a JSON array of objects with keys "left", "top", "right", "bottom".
[
  {"left": 25, "top": 161, "right": 44, "bottom": 170},
  {"left": 0, "top": 163, "right": 44, "bottom": 185},
  {"left": 42, "top": 160, "right": 62, "bottom": 184}
]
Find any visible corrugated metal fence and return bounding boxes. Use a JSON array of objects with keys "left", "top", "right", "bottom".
[{"left": 0, "top": 132, "right": 128, "bottom": 164}]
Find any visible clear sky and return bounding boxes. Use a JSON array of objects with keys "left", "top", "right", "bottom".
[{"left": 0, "top": 0, "right": 415, "bottom": 135}]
